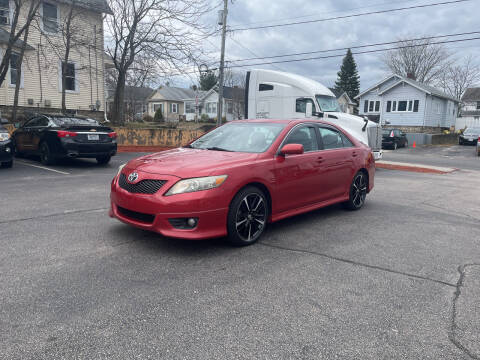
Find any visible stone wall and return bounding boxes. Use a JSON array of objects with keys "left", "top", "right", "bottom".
[{"left": 114, "top": 127, "right": 204, "bottom": 148}]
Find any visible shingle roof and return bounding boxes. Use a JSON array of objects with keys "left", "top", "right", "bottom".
[
  {"left": 328, "top": 88, "right": 343, "bottom": 98},
  {"left": 223, "top": 86, "right": 244, "bottom": 100},
  {"left": 107, "top": 86, "right": 154, "bottom": 102},
  {"left": 56, "top": 0, "right": 112, "bottom": 14},
  {"left": 0, "top": 28, "right": 35, "bottom": 50},
  {"left": 461, "top": 88, "right": 480, "bottom": 102},
  {"left": 153, "top": 87, "right": 198, "bottom": 101},
  {"left": 461, "top": 110, "right": 480, "bottom": 116}
]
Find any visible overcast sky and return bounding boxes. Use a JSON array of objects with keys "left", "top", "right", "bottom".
[{"left": 174, "top": 0, "right": 480, "bottom": 91}]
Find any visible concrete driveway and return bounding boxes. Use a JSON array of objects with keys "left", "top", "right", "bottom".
[{"left": 1, "top": 153, "right": 479, "bottom": 359}]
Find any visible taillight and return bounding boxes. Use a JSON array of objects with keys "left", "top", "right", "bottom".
[
  {"left": 108, "top": 132, "right": 117, "bottom": 139},
  {"left": 57, "top": 130, "right": 77, "bottom": 138}
]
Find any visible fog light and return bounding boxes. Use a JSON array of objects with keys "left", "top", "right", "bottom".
[
  {"left": 5, "top": 147, "right": 11, "bottom": 153},
  {"left": 168, "top": 217, "right": 199, "bottom": 229},
  {"left": 187, "top": 218, "right": 197, "bottom": 227}
]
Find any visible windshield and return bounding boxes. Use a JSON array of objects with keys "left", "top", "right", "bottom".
[
  {"left": 464, "top": 128, "right": 480, "bottom": 135},
  {"left": 52, "top": 117, "right": 100, "bottom": 126},
  {"left": 189, "top": 122, "right": 286, "bottom": 153},
  {"left": 316, "top": 95, "right": 340, "bottom": 112}
]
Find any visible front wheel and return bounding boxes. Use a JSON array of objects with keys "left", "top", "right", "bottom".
[
  {"left": 96, "top": 155, "right": 111, "bottom": 165},
  {"left": 227, "top": 186, "right": 268, "bottom": 246},
  {"left": 393, "top": 142, "right": 398, "bottom": 150},
  {"left": 344, "top": 172, "right": 368, "bottom": 211}
]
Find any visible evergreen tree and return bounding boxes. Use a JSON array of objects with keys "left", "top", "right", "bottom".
[
  {"left": 334, "top": 49, "right": 360, "bottom": 100},
  {"left": 199, "top": 71, "right": 218, "bottom": 91}
]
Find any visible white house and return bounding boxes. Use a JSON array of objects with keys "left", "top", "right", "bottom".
[
  {"left": 329, "top": 88, "right": 357, "bottom": 114},
  {"left": 456, "top": 87, "right": 480, "bottom": 129},
  {"left": 356, "top": 74, "right": 460, "bottom": 129},
  {"left": 0, "top": 0, "right": 112, "bottom": 118}
]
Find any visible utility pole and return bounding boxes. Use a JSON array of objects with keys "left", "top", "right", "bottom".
[{"left": 217, "top": 0, "right": 228, "bottom": 126}]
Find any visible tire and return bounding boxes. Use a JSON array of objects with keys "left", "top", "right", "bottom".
[
  {"left": 393, "top": 142, "right": 398, "bottom": 150},
  {"left": 226, "top": 186, "right": 268, "bottom": 246},
  {"left": 40, "top": 142, "right": 55, "bottom": 165},
  {"left": 459, "top": 139, "right": 463, "bottom": 145},
  {"left": 1, "top": 160, "right": 13, "bottom": 168},
  {"left": 344, "top": 171, "right": 368, "bottom": 211},
  {"left": 96, "top": 155, "right": 111, "bottom": 165},
  {"left": 404, "top": 140, "right": 408, "bottom": 148}
]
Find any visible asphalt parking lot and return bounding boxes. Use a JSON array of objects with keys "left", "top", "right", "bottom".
[{"left": 1, "top": 149, "right": 480, "bottom": 359}]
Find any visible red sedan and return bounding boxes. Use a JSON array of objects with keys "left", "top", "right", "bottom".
[{"left": 110, "top": 119, "right": 375, "bottom": 245}]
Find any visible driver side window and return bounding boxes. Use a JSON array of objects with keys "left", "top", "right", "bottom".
[
  {"left": 284, "top": 126, "right": 318, "bottom": 152},
  {"left": 296, "top": 98, "right": 315, "bottom": 114}
]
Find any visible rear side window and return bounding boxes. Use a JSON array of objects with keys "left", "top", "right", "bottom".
[
  {"left": 284, "top": 126, "right": 318, "bottom": 152},
  {"left": 259, "top": 84, "right": 273, "bottom": 91},
  {"left": 318, "top": 127, "right": 349, "bottom": 150}
]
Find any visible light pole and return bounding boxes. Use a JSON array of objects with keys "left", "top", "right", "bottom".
[{"left": 216, "top": 0, "right": 228, "bottom": 126}]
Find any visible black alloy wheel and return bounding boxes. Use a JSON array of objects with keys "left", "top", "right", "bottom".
[
  {"left": 96, "top": 155, "right": 111, "bottom": 165},
  {"left": 227, "top": 186, "right": 268, "bottom": 246},
  {"left": 40, "top": 142, "right": 54, "bottom": 165},
  {"left": 344, "top": 172, "right": 368, "bottom": 210}
]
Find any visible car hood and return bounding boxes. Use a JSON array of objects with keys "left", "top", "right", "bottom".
[{"left": 124, "top": 147, "right": 259, "bottom": 178}]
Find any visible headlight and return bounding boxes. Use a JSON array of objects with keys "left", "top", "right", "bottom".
[
  {"left": 0, "top": 132, "right": 10, "bottom": 141},
  {"left": 117, "top": 163, "right": 126, "bottom": 177},
  {"left": 165, "top": 175, "right": 228, "bottom": 196}
]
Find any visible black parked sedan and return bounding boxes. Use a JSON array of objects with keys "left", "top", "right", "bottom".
[
  {"left": 459, "top": 127, "right": 480, "bottom": 145},
  {"left": 0, "top": 119, "right": 14, "bottom": 168},
  {"left": 13, "top": 115, "right": 117, "bottom": 165},
  {"left": 382, "top": 129, "right": 408, "bottom": 150}
]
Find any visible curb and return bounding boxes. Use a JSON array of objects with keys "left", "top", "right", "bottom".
[{"left": 376, "top": 161, "right": 457, "bottom": 174}]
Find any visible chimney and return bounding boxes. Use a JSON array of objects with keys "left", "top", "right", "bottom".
[{"left": 406, "top": 73, "right": 416, "bottom": 80}]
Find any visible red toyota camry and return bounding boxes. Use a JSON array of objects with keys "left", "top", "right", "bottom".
[{"left": 110, "top": 119, "right": 375, "bottom": 246}]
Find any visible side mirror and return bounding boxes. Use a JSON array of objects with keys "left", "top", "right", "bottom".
[
  {"left": 280, "top": 143, "right": 304, "bottom": 156},
  {"left": 0, "top": 118, "right": 8, "bottom": 125},
  {"left": 14, "top": 122, "right": 20, "bottom": 128},
  {"left": 306, "top": 102, "right": 313, "bottom": 117}
]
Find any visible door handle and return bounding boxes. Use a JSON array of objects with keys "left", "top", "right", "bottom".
[
  {"left": 317, "top": 156, "right": 324, "bottom": 163},
  {"left": 352, "top": 151, "right": 358, "bottom": 157}
]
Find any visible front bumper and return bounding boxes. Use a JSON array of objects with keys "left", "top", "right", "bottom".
[
  {"left": 373, "top": 149, "right": 383, "bottom": 160},
  {"left": 460, "top": 137, "right": 478, "bottom": 145},
  {"left": 0, "top": 140, "right": 13, "bottom": 162},
  {"left": 109, "top": 171, "right": 229, "bottom": 240}
]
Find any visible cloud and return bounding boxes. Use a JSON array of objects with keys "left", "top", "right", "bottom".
[{"left": 197, "top": 0, "right": 480, "bottom": 90}]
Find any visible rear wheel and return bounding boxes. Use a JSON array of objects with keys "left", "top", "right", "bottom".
[
  {"left": 40, "top": 142, "right": 55, "bottom": 165},
  {"left": 459, "top": 138, "right": 463, "bottom": 145},
  {"left": 1, "top": 160, "right": 13, "bottom": 168},
  {"left": 96, "top": 155, "right": 111, "bottom": 165},
  {"left": 227, "top": 186, "right": 268, "bottom": 246},
  {"left": 393, "top": 142, "right": 398, "bottom": 150},
  {"left": 404, "top": 140, "right": 408, "bottom": 148},
  {"left": 344, "top": 171, "right": 368, "bottom": 211}
]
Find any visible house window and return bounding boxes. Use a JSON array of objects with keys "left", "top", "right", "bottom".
[
  {"left": 398, "top": 101, "right": 407, "bottom": 112},
  {"left": 10, "top": 53, "right": 20, "bottom": 86},
  {"left": 170, "top": 103, "right": 178, "bottom": 113},
  {"left": 476, "top": 101, "right": 480, "bottom": 110},
  {"left": 43, "top": 2, "right": 58, "bottom": 33},
  {"left": 153, "top": 103, "right": 163, "bottom": 113},
  {"left": 0, "top": 0, "right": 9, "bottom": 25},
  {"left": 206, "top": 102, "right": 217, "bottom": 114},
  {"left": 364, "top": 100, "right": 380, "bottom": 113},
  {"left": 392, "top": 101, "right": 397, "bottom": 112},
  {"left": 61, "top": 62, "right": 76, "bottom": 91},
  {"left": 185, "top": 102, "right": 195, "bottom": 114},
  {"left": 413, "top": 100, "right": 419, "bottom": 112},
  {"left": 227, "top": 101, "right": 233, "bottom": 114},
  {"left": 386, "top": 101, "right": 391, "bottom": 112}
]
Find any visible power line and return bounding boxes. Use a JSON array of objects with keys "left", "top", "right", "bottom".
[
  {"left": 222, "top": 36, "right": 480, "bottom": 68},
  {"left": 161, "top": 35, "right": 480, "bottom": 77},
  {"left": 231, "top": 0, "right": 471, "bottom": 31},
  {"left": 226, "top": 31, "right": 480, "bottom": 63}
]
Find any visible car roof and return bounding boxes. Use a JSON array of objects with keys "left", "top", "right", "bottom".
[{"left": 234, "top": 118, "right": 338, "bottom": 127}]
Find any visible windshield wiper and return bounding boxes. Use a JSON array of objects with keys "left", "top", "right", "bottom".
[{"left": 206, "top": 146, "right": 232, "bottom": 152}]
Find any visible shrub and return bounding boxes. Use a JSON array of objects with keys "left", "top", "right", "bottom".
[
  {"left": 143, "top": 114, "right": 153, "bottom": 122},
  {"left": 200, "top": 114, "right": 210, "bottom": 122},
  {"left": 154, "top": 108, "right": 164, "bottom": 122}
]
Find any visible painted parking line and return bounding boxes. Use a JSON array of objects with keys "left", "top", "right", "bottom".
[{"left": 16, "top": 160, "right": 70, "bottom": 175}]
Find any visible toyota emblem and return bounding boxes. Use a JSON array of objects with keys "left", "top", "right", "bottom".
[{"left": 128, "top": 172, "right": 138, "bottom": 182}]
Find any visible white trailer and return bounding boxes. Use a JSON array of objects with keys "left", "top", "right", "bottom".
[{"left": 245, "top": 69, "right": 382, "bottom": 159}]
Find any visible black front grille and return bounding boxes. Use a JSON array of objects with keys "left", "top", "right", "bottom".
[
  {"left": 117, "top": 206, "right": 155, "bottom": 223},
  {"left": 119, "top": 173, "right": 166, "bottom": 194}
]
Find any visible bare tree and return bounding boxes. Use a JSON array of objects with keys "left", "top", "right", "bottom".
[
  {"left": 105, "top": 0, "right": 210, "bottom": 125},
  {"left": 436, "top": 55, "right": 480, "bottom": 101},
  {"left": 383, "top": 37, "right": 451, "bottom": 84},
  {"left": 0, "top": 0, "right": 40, "bottom": 88}
]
